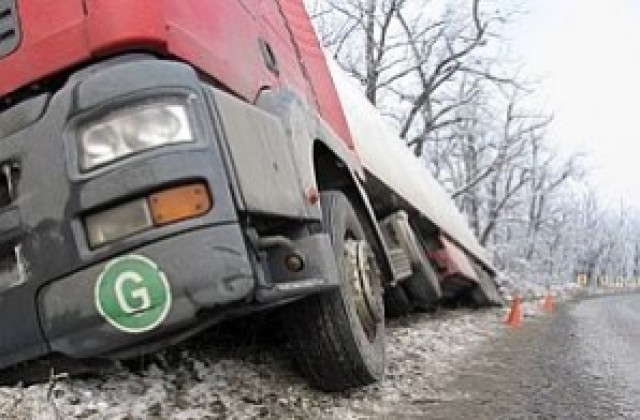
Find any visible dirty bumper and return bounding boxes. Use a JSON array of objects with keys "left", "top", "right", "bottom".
[{"left": 38, "top": 226, "right": 254, "bottom": 360}]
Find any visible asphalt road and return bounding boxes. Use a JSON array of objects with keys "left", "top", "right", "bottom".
[{"left": 424, "top": 293, "right": 640, "bottom": 419}]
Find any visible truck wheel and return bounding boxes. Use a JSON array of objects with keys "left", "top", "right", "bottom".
[
  {"left": 384, "top": 285, "right": 412, "bottom": 318},
  {"left": 282, "top": 191, "right": 385, "bottom": 391},
  {"left": 403, "top": 257, "right": 442, "bottom": 312}
]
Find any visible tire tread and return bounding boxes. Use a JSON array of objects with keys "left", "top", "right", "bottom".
[{"left": 281, "top": 192, "right": 383, "bottom": 391}]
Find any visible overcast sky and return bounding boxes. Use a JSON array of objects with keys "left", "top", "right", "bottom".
[{"left": 507, "top": 0, "right": 640, "bottom": 209}]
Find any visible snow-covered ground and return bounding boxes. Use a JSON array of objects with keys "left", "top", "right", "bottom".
[
  {"left": 0, "top": 287, "right": 592, "bottom": 420},
  {"left": 0, "top": 309, "right": 507, "bottom": 419}
]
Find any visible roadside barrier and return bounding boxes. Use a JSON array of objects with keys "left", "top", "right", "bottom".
[{"left": 505, "top": 295, "right": 523, "bottom": 327}]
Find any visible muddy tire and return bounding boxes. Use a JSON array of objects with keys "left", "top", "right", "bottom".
[{"left": 282, "top": 191, "right": 385, "bottom": 391}]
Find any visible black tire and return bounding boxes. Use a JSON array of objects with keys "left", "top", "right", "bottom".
[
  {"left": 403, "top": 258, "right": 442, "bottom": 312},
  {"left": 469, "top": 284, "right": 489, "bottom": 308},
  {"left": 281, "top": 191, "right": 385, "bottom": 391},
  {"left": 384, "top": 285, "right": 412, "bottom": 318}
]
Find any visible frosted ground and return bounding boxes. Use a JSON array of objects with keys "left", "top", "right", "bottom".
[{"left": 0, "top": 297, "right": 561, "bottom": 420}]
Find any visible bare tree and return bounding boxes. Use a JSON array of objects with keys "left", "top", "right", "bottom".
[
  {"left": 308, "top": 0, "right": 639, "bottom": 288},
  {"left": 307, "top": 0, "right": 517, "bottom": 136}
]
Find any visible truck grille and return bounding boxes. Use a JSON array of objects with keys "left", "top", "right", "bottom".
[
  {"left": 0, "top": 162, "right": 22, "bottom": 290},
  {"left": 0, "top": 164, "right": 12, "bottom": 207},
  {"left": 0, "top": 248, "right": 19, "bottom": 288},
  {"left": 0, "top": 0, "right": 20, "bottom": 59}
]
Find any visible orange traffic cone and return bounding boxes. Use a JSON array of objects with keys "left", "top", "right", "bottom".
[
  {"left": 542, "top": 292, "right": 555, "bottom": 312},
  {"left": 505, "top": 295, "right": 523, "bottom": 327}
]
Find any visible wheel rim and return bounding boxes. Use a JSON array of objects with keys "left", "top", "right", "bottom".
[{"left": 343, "top": 238, "right": 383, "bottom": 342}]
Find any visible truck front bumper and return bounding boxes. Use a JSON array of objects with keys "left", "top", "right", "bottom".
[
  {"left": 39, "top": 224, "right": 254, "bottom": 359},
  {"left": 0, "top": 55, "right": 340, "bottom": 370}
]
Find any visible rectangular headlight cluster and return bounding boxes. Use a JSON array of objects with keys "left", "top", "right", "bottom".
[
  {"left": 85, "top": 183, "right": 212, "bottom": 248},
  {"left": 78, "top": 98, "right": 194, "bottom": 171}
]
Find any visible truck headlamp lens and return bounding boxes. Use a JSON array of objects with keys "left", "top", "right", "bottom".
[{"left": 79, "top": 100, "right": 194, "bottom": 171}]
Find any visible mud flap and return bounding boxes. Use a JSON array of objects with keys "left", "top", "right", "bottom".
[{"left": 471, "top": 265, "right": 504, "bottom": 307}]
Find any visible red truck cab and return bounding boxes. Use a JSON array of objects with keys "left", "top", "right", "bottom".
[
  {"left": 0, "top": 0, "right": 502, "bottom": 391},
  {"left": 0, "top": 0, "right": 391, "bottom": 392}
]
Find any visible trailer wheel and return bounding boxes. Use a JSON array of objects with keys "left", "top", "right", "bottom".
[
  {"left": 403, "top": 257, "right": 442, "bottom": 312},
  {"left": 282, "top": 191, "right": 385, "bottom": 391},
  {"left": 384, "top": 285, "right": 412, "bottom": 318}
]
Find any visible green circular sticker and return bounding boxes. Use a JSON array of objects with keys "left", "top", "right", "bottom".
[{"left": 95, "top": 255, "right": 172, "bottom": 333}]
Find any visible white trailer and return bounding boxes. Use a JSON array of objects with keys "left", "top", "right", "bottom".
[{"left": 328, "top": 58, "right": 503, "bottom": 309}]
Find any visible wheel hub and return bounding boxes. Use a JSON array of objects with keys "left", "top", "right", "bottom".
[{"left": 344, "top": 239, "right": 383, "bottom": 341}]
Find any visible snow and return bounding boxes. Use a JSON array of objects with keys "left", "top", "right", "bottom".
[
  {"left": 0, "top": 288, "right": 598, "bottom": 419},
  {"left": 0, "top": 309, "right": 507, "bottom": 419}
]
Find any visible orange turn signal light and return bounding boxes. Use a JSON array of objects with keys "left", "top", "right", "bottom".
[{"left": 148, "top": 183, "right": 212, "bottom": 226}]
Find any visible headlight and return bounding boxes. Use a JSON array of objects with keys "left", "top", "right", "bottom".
[{"left": 79, "top": 99, "right": 194, "bottom": 171}]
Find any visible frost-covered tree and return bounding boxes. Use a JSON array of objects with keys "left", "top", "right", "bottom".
[{"left": 306, "top": 0, "right": 640, "bottom": 287}]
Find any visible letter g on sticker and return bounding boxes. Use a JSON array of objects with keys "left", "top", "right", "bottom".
[
  {"left": 114, "top": 271, "right": 152, "bottom": 314},
  {"left": 95, "top": 255, "right": 172, "bottom": 333}
]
